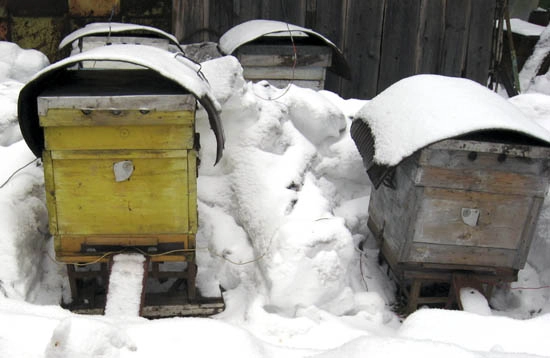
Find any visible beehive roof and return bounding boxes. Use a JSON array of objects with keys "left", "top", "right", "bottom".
[
  {"left": 59, "top": 22, "right": 183, "bottom": 52},
  {"left": 18, "top": 44, "right": 224, "bottom": 163},
  {"left": 219, "top": 19, "right": 350, "bottom": 79}
]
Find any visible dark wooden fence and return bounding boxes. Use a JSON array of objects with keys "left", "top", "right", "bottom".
[
  {"left": 173, "top": 0, "right": 500, "bottom": 99},
  {"left": 1, "top": 0, "right": 500, "bottom": 99}
]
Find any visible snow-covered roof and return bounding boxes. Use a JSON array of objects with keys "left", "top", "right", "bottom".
[
  {"left": 219, "top": 19, "right": 351, "bottom": 79},
  {"left": 355, "top": 74, "right": 550, "bottom": 168},
  {"left": 18, "top": 44, "right": 224, "bottom": 163},
  {"left": 59, "top": 22, "right": 183, "bottom": 52}
]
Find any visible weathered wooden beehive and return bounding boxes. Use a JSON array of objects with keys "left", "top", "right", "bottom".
[
  {"left": 19, "top": 44, "right": 224, "bottom": 266},
  {"left": 351, "top": 74, "right": 550, "bottom": 312},
  {"left": 367, "top": 137, "right": 550, "bottom": 273},
  {"left": 219, "top": 19, "right": 350, "bottom": 90}
]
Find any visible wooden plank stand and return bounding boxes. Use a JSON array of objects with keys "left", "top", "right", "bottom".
[{"left": 65, "top": 255, "right": 224, "bottom": 318}]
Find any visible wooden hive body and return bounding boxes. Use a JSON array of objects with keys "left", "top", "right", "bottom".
[
  {"left": 368, "top": 138, "right": 550, "bottom": 274},
  {"left": 38, "top": 69, "right": 198, "bottom": 263},
  {"left": 236, "top": 40, "right": 332, "bottom": 90}
]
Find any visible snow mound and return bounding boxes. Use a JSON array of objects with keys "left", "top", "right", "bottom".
[{"left": 0, "top": 42, "right": 49, "bottom": 83}]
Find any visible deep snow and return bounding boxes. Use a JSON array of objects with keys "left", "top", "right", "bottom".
[{"left": 1, "top": 39, "right": 550, "bottom": 358}]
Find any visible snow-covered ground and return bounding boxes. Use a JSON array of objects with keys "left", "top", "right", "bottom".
[{"left": 2, "top": 39, "right": 550, "bottom": 358}]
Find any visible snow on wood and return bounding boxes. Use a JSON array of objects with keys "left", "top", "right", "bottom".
[{"left": 104, "top": 253, "right": 146, "bottom": 317}]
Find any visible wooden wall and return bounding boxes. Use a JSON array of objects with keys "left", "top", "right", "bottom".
[
  {"left": 1, "top": 0, "right": 499, "bottom": 99},
  {"left": 173, "top": 0, "right": 500, "bottom": 99}
]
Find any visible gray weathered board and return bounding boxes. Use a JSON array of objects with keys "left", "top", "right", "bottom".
[
  {"left": 173, "top": 0, "right": 498, "bottom": 99},
  {"left": 235, "top": 44, "right": 331, "bottom": 90},
  {"left": 368, "top": 139, "right": 550, "bottom": 272}
]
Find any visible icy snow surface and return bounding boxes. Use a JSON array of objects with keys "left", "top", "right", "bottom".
[
  {"left": 357, "top": 74, "right": 550, "bottom": 166},
  {"left": 2, "top": 41, "right": 550, "bottom": 357}
]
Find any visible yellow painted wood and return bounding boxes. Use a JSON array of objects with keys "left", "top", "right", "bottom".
[
  {"left": 58, "top": 234, "right": 191, "bottom": 253},
  {"left": 41, "top": 104, "right": 199, "bottom": 265},
  {"left": 85, "top": 237, "right": 159, "bottom": 246},
  {"left": 57, "top": 254, "right": 192, "bottom": 263},
  {"left": 44, "top": 124, "right": 194, "bottom": 151},
  {"left": 43, "top": 151, "right": 60, "bottom": 248},
  {"left": 52, "top": 153, "right": 190, "bottom": 235},
  {"left": 51, "top": 150, "right": 188, "bottom": 160},
  {"left": 40, "top": 109, "right": 195, "bottom": 127},
  {"left": 188, "top": 150, "right": 198, "bottom": 240}
]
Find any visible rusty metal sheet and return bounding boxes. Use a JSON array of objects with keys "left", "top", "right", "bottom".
[
  {"left": 68, "top": 0, "right": 120, "bottom": 17},
  {"left": 0, "top": 19, "right": 8, "bottom": 41},
  {"left": 11, "top": 17, "right": 66, "bottom": 62}
]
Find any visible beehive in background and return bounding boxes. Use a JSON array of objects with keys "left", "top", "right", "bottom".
[{"left": 219, "top": 19, "right": 350, "bottom": 90}]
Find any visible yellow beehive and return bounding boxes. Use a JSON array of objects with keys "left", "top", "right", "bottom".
[{"left": 37, "top": 70, "right": 198, "bottom": 263}]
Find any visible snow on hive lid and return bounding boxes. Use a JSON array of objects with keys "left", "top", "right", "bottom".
[
  {"left": 218, "top": 19, "right": 350, "bottom": 79},
  {"left": 354, "top": 74, "right": 550, "bottom": 168},
  {"left": 18, "top": 44, "right": 224, "bottom": 163},
  {"left": 59, "top": 22, "right": 183, "bottom": 52}
]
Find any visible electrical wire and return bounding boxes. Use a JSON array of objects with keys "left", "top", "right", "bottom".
[
  {"left": 0, "top": 158, "right": 39, "bottom": 189},
  {"left": 252, "top": 21, "right": 298, "bottom": 102},
  {"left": 46, "top": 232, "right": 276, "bottom": 267}
]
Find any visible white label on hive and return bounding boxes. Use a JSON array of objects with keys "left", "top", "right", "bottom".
[
  {"left": 461, "top": 208, "right": 480, "bottom": 227},
  {"left": 113, "top": 160, "right": 134, "bottom": 182}
]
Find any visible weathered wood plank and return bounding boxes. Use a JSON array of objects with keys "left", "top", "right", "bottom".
[
  {"left": 465, "top": 0, "right": 497, "bottom": 84},
  {"left": 420, "top": 149, "right": 550, "bottom": 177},
  {"left": 208, "top": 0, "right": 234, "bottom": 41},
  {"left": 515, "top": 196, "right": 544, "bottom": 268},
  {"left": 415, "top": 0, "right": 445, "bottom": 73},
  {"left": 263, "top": 79, "right": 325, "bottom": 90},
  {"left": 341, "top": 0, "right": 385, "bottom": 99},
  {"left": 243, "top": 66, "right": 326, "bottom": 81},
  {"left": 173, "top": 0, "right": 206, "bottom": 43},
  {"left": 415, "top": 166, "right": 549, "bottom": 197},
  {"left": 237, "top": 44, "right": 331, "bottom": 67},
  {"left": 406, "top": 242, "right": 517, "bottom": 268},
  {"left": 261, "top": 0, "right": 306, "bottom": 25},
  {"left": 413, "top": 187, "right": 532, "bottom": 250},
  {"left": 440, "top": 0, "right": 472, "bottom": 76},
  {"left": 232, "top": 0, "right": 261, "bottom": 23},
  {"left": 310, "top": 0, "right": 345, "bottom": 93},
  {"left": 377, "top": 0, "right": 423, "bottom": 93}
]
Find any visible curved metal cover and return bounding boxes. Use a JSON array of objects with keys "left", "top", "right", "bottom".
[
  {"left": 59, "top": 22, "right": 184, "bottom": 53},
  {"left": 219, "top": 19, "right": 351, "bottom": 79},
  {"left": 18, "top": 44, "right": 224, "bottom": 164}
]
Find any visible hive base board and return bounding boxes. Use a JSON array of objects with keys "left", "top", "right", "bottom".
[{"left": 63, "top": 259, "right": 225, "bottom": 318}]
